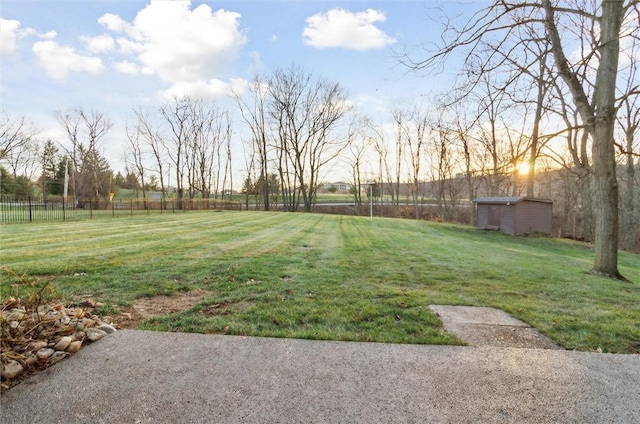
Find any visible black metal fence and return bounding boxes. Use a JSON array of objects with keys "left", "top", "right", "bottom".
[{"left": 0, "top": 195, "right": 241, "bottom": 224}]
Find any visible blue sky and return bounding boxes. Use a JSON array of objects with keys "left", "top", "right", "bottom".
[{"left": 1, "top": 0, "right": 476, "bottom": 175}]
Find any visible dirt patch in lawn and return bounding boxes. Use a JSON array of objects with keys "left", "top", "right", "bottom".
[
  {"left": 197, "top": 301, "right": 252, "bottom": 317},
  {"left": 112, "top": 290, "right": 213, "bottom": 329}
]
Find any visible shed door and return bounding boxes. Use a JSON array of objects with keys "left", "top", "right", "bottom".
[{"left": 488, "top": 206, "right": 500, "bottom": 228}]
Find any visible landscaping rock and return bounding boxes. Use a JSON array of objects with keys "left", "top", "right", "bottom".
[
  {"left": 24, "top": 354, "right": 37, "bottom": 367},
  {"left": 28, "top": 341, "right": 48, "bottom": 352},
  {"left": 49, "top": 351, "right": 67, "bottom": 365},
  {"left": 86, "top": 329, "right": 107, "bottom": 342},
  {"left": 97, "top": 323, "right": 116, "bottom": 334},
  {"left": 1, "top": 297, "right": 117, "bottom": 392},
  {"left": 66, "top": 341, "right": 83, "bottom": 353},
  {"left": 1, "top": 360, "right": 24, "bottom": 380},
  {"left": 54, "top": 336, "right": 72, "bottom": 351},
  {"left": 35, "top": 348, "right": 55, "bottom": 360}
]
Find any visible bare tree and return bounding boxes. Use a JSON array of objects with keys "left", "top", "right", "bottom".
[
  {"left": 544, "top": 0, "right": 631, "bottom": 278},
  {"left": 268, "top": 65, "right": 350, "bottom": 212},
  {"left": 0, "top": 113, "right": 36, "bottom": 163},
  {"left": 471, "top": 73, "right": 517, "bottom": 196},
  {"left": 428, "top": 119, "right": 465, "bottom": 221},
  {"left": 185, "top": 98, "right": 227, "bottom": 199},
  {"left": 438, "top": 98, "right": 482, "bottom": 225},
  {"left": 220, "top": 112, "right": 233, "bottom": 200},
  {"left": 343, "top": 116, "right": 373, "bottom": 213},
  {"left": 159, "top": 97, "right": 191, "bottom": 209},
  {"left": 135, "top": 97, "right": 233, "bottom": 207},
  {"left": 132, "top": 107, "right": 168, "bottom": 203},
  {"left": 467, "top": 14, "right": 553, "bottom": 196},
  {"left": 235, "top": 75, "right": 271, "bottom": 210},
  {"left": 367, "top": 121, "right": 395, "bottom": 214},
  {"left": 56, "top": 109, "right": 113, "bottom": 201},
  {"left": 391, "top": 109, "right": 406, "bottom": 207},
  {"left": 125, "top": 122, "right": 148, "bottom": 206},
  {"left": 402, "top": 107, "right": 429, "bottom": 219},
  {"left": 0, "top": 113, "right": 39, "bottom": 181},
  {"left": 5, "top": 137, "right": 40, "bottom": 182},
  {"left": 241, "top": 135, "right": 258, "bottom": 210},
  {"left": 616, "top": 38, "right": 640, "bottom": 251},
  {"left": 546, "top": 76, "right": 596, "bottom": 242},
  {"left": 403, "top": 0, "right": 639, "bottom": 279},
  {"left": 525, "top": 42, "right": 551, "bottom": 197}
]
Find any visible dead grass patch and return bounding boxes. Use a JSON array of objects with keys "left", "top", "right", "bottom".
[
  {"left": 114, "top": 290, "right": 213, "bottom": 329},
  {"left": 198, "top": 301, "right": 252, "bottom": 317}
]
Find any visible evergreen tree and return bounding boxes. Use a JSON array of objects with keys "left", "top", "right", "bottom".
[
  {"left": 40, "top": 139, "right": 60, "bottom": 197},
  {"left": 113, "top": 171, "right": 126, "bottom": 189}
]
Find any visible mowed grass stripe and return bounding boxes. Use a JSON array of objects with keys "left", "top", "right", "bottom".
[
  {"left": 1, "top": 212, "right": 639, "bottom": 352},
  {"left": 2, "top": 212, "right": 288, "bottom": 272}
]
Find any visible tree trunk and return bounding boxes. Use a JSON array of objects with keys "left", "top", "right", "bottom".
[
  {"left": 544, "top": 0, "right": 624, "bottom": 278},
  {"left": 527, "top": 60, "right": 546, "bottom": 197},
  {"left": 621, "top": 128, "right": 636, "bottom": 251},
  {"left": 577, "top": 167, "right": 594, "bottom": 242},
  {"left": 590, "top": 0, "right": 624, "bottom": 278}
]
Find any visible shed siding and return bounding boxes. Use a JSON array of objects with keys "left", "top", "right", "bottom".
[
  {"left": 500, "top": 206, "right": 516, "bottom": 235},
  {"left": 474, "top": 197, "right": 552, "bottom": 236},
  {"left": 476, "top": 205, "right": 490, "bottom": 229},
  {"left": 488, "top": 206, "right": 501, "bottom": 228},
  {"left": 514, "top": 201, "right": 552, "bottom": 235}
]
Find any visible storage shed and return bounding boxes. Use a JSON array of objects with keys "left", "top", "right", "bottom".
[{"left": 473, "top": 197, "right": 553, "bottom": 236}]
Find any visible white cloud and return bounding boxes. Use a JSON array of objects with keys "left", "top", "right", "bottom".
[
  {"left": 115, "top": 37, "right": 144, "bottom": 55},
  {"left": 98, "top": 13, "right": 129, "bottom": 33},
  {"left": 1, "top": 19, "right": 59, "bottom": 56},
  {"left": 20, "top": 27, "right": 57, "bottom": 40},
  {"left": 100, "top": 1, "right": 246, "bottom": 92},
  {"left": 303, "top": 8, "right": 396, "bottom": 51},
  {"left": 160, "top": 77, "right": 247, "bottom": 100},
  {"left": 81, "top": 34, "right": 116, "bottom": 53},
  {"left": 114, "top": 60, "right": 139, "bottom": 75},
  {"left": 32, "top": 40, "right": 104, "bottom": 79},
  {"left": 0, "top": 18, "right": 21, "bottom": 54},
  {"left": 40, "top": 30, "right": 57, "bottom": 40},
  {"left": 1, "top": 17, "right": 95, "bottom": 79}
]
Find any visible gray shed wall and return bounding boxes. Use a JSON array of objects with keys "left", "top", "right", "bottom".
[
  {"left": 500, "top": 206, "right": 515, "bottom": 235},
  {"left": 514, "top": 201, "right": 552, "bottom": 235},
  {"left": 475, "top": 199, "right": 552, "bottom": 236},
  {"left": 476, "top": 204, "right": 515, "bottom": 234}
]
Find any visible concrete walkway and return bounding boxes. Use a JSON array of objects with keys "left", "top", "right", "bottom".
[
  {"left": 1, "top": 330, "right": 639, "bottom": 423},
  {"left": 428, "top": 305, "right": 561, "bottom": 349}
]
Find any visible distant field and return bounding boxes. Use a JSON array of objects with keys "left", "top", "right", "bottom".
[{"left": 2, "top": 211, "right": 639, "bottom": 353}]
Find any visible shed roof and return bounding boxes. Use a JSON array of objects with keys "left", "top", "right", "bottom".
[{"left": 473, "top": 196, "right": 552, "bottom": 204}]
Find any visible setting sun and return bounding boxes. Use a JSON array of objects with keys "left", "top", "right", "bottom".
[{"left": 516, "top": 162, "right": 530, "bottom": 175}]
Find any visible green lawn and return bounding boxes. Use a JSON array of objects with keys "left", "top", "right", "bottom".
[{"left": 1, "top": 212, "right": 639, "bottom": 353}]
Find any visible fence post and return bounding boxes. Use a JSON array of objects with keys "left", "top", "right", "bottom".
[{"left": 28, "top": 196, "right": 33, "bottom": 223}]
